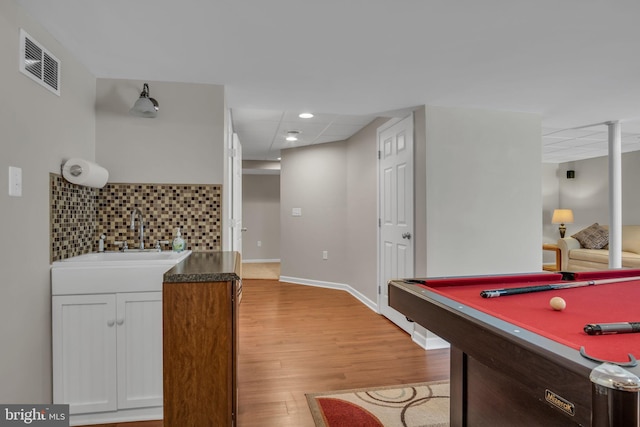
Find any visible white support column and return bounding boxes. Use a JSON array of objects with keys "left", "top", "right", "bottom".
[{"left": 607, "top": 121, "right": 622, "bottom": 269}]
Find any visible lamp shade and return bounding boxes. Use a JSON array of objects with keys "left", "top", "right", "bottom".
[
  {"left": 129, "top": 83, "right": 159, "bottom": 118},
  {"left": 552, "top": 209, "right": 574, "bottom": 224},
  {"left": 130, "top": 97, "right": 158, "bottom": 118}
]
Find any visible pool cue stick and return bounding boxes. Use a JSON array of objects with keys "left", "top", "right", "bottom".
[
  {"left": 480, "top": 275, "right": 640, "bottom": 298},
  {"left": 584, "top": 322, "right": 640, "bottom": 335}
]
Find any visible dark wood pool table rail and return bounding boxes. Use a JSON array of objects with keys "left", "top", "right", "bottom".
[{"left": 388, "top": 279, "right": 623, "bottom": 426}]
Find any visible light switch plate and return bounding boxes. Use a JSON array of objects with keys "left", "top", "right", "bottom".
[
  {"left": 292, "top": 208, "right": 302, "bottom": 217},
  {"left": 8, "top": 166, "right": 22, "bottom": 197}
]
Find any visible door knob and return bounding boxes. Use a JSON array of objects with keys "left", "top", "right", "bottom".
[{"left": 402, "top": 232, "right": 412, "bottom": 239}]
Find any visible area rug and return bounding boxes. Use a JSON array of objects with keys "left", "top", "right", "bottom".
[
  {"left": 241, "top": 262, "right": 280, "bottom": 279},
  {"left": 306, "top": 381, "right": 449, "bottom": 427}
]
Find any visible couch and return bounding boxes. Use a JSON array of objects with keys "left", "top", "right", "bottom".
[{"left": 558, "top": 224, "right": 640, "bottom": 271}]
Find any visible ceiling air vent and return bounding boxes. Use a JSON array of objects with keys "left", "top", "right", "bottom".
[{"left": 19, "top": 29, "right": 60, "bottom": 96}]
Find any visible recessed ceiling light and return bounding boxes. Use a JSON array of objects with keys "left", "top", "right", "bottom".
[
  {"left": 286, "top": 130, "right": 300, "bottom": 141},
  {"left": 298, "top": 113, "right": 314, "bottom": 119}
]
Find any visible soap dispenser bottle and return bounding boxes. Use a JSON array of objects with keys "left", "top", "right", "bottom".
[{"left": 172, "top": 228, "right": 185, "bottom": 252}]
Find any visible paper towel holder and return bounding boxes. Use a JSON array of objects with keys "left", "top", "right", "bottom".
[
  {"left": 60, "top": 160, "right": 83, "bottom": 177},
  {"left": 68, "top": 164, "right": 83, "bottom": 177},
  {"left": 61, "top": 158, "right": 109, "bottom": 188}
]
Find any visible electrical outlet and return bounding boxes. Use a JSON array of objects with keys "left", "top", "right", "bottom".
[
  {"left": 322, "top": 251, "right": 328, "bottom": 260},
  {"left": 257, "top": 240, "right": 262, "bottom": 247}
]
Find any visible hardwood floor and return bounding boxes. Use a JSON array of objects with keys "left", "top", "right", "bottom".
[
  {"left": 79, "top": 279, "right": 450, "bottom": 427},
  {"left": 237, "top": 279, "right": 449, "bottom": 426}
]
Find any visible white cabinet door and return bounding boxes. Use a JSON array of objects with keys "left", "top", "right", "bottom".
[
  {"left": 116, "top": 292, "right": 163, "bottom": 409},
  {"left": 52, "top": 294, "right": 117, "bottom": 414}
]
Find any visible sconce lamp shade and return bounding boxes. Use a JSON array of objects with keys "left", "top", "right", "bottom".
[
  {"left": 552, "top": 209, "right": 574, "bottom": 238},
  {"left": 130, "top": 83, "right": 159, "bottom": 118}
]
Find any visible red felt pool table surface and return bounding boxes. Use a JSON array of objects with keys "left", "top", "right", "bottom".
[{"left": 416, "top": 270, "right": 640, "bottom": 364}]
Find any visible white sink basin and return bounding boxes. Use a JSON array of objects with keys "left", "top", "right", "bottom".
[
  {"left": 57, "top": 250, "right": 191, "bottom": 264},
  {"left": 51, "top": 251, "right": 192, "bottom": 294}
]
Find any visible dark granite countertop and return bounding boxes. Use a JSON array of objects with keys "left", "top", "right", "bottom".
[{"left": 163, "top": 251, "right": 241, "bottom": 283}]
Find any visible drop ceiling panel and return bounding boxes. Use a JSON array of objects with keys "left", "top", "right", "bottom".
[
  {"left": 313, "top": 135, "right": 348, "bottom": 144},
  {"left": 319, "top": 123, "right": 367, "bottom": 137},
  {"left": 542, "top": 126, "right": 640, "bottom": 163},
  {"left": 276, "top": 121, "right": 331, "bottom": 136},
  {"left": 332, "top": 115, "right": 377, "bottom": 126},
  {"left": 281, "top": 112, "right": 336, "bottom": 123},
  {"left": 232, "top": 108, "right": 378, "bottom": 160},
  {"left": 232, "top": 109, "right": 283, "bottom": 122}
]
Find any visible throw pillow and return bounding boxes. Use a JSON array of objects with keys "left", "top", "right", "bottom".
[{"left": 571, "top": 223, "right": 609, "bottom": 249}]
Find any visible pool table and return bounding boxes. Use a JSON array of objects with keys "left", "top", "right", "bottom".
[{"left": 389, "top": 270, "right": 640, "bottom": 427}]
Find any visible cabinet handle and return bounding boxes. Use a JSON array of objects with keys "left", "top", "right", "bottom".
[
  {"left": 107, "top": 319, "right": 115, "bottom": 327},
  {"left": 116, "top": 318, "right": 125, "bottom": 325}
]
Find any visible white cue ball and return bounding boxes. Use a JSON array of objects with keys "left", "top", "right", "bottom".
[{"left": 550, "top": 296, "right": 566, "bottom": 311}]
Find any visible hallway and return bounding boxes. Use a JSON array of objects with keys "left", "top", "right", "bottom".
[{"left": 237, "top": 279, "right": 450, "bottom": 426}]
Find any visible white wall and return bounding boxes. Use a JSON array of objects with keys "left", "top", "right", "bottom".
[
  {"left": 0, "top": 0, "right": 96, "bottom": 403},
  {"left": 414, "top": 108, "right": 428, "bottom": 276},
  {"left": 542, "top": 163, "right": 560, "bottom": 240},
  {"left": 280, "top": 141, "right": 349, "bottom": 283},
  {"left": 242, "top": 174, "right": 280, "bottom": 261},
  {"left": 542, "top": 162, "right": 561, "bottom": 263},
  {"left": 96, "top": 79, "right": 225, "bottom": 184},
  {"left": 346, "top": 118, "right": 391, "bottom": 302},
  {"left": 279, "top": 118, "right": 388, "bottom": 302},
  {"left": 423, "top": 106, "right": 542, "bottom": 276},
  {"left": 281, "top": 107, "right": 543, "bottom": 297},
  {"left": 555, "top": 151, "right": 640, "bottom": 234}
]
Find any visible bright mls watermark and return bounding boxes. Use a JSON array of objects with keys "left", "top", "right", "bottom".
[{"left": 0, "top": 405, "right": 69, "bottom": 426}]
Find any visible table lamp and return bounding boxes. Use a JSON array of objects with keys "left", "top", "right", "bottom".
[{"left": 552, "top": 209, "right": 574, "bottom": 238}]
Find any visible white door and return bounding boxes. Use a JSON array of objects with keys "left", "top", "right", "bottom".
[
  {"left": 52, "top": 294, "right": 117, "bottom": 414},
  {"left": 230, "top": 133, "right": 243, "bottom": 254},
  {"left": 378, "top": 115, "right": 414, "bottom": 334},
  {"left": 116, "top": 292, "right": 163, "bottom": 409}
]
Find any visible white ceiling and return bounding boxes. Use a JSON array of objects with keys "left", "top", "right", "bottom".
[
  {"left": 15, "top": 0, "right": 640, "bottom": 163},
  {"left": 232, "top": 110, "right": 377, "bottom": 160},
  {"left": 543, "top": 126, "right": 640, "bottom": 164}
]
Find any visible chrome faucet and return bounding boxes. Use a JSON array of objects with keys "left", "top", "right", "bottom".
[{"left": 130, "top": 208, "right": 145, "bottom": 250}]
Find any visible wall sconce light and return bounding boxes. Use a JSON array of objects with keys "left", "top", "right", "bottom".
[
  {"left": 552, "top": 209, "right": 574, "bottom": 238},
  {"left": 130, "top": 83, "right": 159, "bottom": 118},
  {"left": 567, "top": 170, "right": 575, "bottom": 179}
]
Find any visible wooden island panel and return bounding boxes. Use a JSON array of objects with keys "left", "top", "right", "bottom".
[{"left": 162, "top": 252, "right": 241, "bottom": 427}]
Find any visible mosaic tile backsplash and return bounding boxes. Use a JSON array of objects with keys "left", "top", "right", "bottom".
[
  {"left": 50, "top": 174, "right": 98, "bottom": 261},
  {"left": 50, "top": 174, "right": 222, "bottom": 262}
]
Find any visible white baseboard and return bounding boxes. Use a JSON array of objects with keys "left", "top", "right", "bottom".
[
  {"left": 425, "top": 335, "right": 451, "bottom": 350},
  {"left": 279, "top": 276, "right": 378, "bottom": 313},
  {"left": 243, "top": 258, "right": 281, "bottom": 263},
  {"left": 412, "top": 328, "right": 450, "bottom": 350},
  {"left": 411, "top": 327, "right": 428, "bottom": 348}
]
